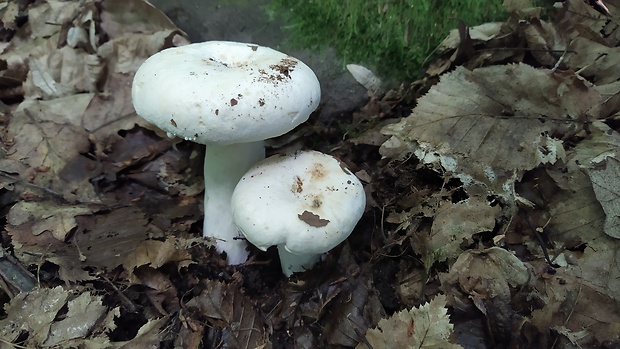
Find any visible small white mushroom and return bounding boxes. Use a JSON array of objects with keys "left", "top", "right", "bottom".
[
  {"left": 231, "top": 150, "right": 366, "bottom": 276},
  {"left": 131, "top": 41, "right": 321, "bottom": 264}
]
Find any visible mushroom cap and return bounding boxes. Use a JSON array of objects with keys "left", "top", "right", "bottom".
[
  {"left": 231, "top": 151, "right": 366, "bottom": 255},
  {"left": 131, "top": 41, "right": 321, "bottom": 145}
]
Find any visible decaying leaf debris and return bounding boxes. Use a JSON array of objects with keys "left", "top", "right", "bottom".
[{"left": 0, "top": 0, "right": 620, "bottom": 348}]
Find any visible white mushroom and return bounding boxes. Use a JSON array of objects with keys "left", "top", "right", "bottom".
[
  {"left": 131, "top": 41, "right": 321, "bottom": 265},
  {"left": 231, "top": 150, "right": 366, "bottom": 276}
]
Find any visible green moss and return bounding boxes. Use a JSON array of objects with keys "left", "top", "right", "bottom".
[{"left": 268, "top": 0, "right": 506, "bottom": 83}]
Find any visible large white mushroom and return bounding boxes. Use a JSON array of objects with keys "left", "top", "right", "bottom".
[
  {"left": 131, "top": 41, "right": 321, "bottom": 264},
  {"left": 231, "top": 150, "right": 366, "bottom": 276}
]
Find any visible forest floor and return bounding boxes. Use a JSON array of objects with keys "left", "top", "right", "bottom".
[{"left": 1, "top": 0, "right": 620, "bottom": 348}]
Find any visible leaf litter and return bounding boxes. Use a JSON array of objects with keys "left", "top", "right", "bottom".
[{"left": 0, "top": 0, "right": 620, "bottom": 348}]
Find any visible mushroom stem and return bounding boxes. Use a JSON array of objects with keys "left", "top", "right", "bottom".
[
  {"left": 203, "top": 141, "right": 265, "bottom": 264},
  {"left": 277, "top": 244, "right": 321, "bottom": 277}
]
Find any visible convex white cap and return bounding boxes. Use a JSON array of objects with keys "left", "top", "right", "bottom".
[
  {"left": 231, "top": 151, "right": 366, "bottom": 257},
  {"left": 131, "top": 41, "right": 321, "bottom": 144}
]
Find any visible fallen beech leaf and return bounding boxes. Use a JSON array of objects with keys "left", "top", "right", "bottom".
[
  {"left": 27, "top": 1, "right": 81, "bottom": 38},
  {"left": 381, "top": 64, "right": 596, "bottom": 198},
  {"left": 115, "top": 316, "right": 169, "bottom": 349},
  {"left": 24, "top": 44, "right": 103, "bottom": 99},
  {"left": 324, "top": 274, "right": 386, "bottom": 347},
  {"left": 0, "top": 286, "right": 69, "bottom": 345},
  {"left": 100, "top": 0, "right": 181, "bottom": 39},
  {"left": 427, "top": 197, "right": 500, "bottom": 264},
  {"left": 98, "top": 30, "right": 188, "bottom": 76},
  {"left": 6, "top": 98, "right": 99, "bottom": 202},
  {"left": 588, "top": 157, "right": 620, "bottom": 236},
  {"left": 531, "top": 246, "right": 620, "bottom": 346},
  {"left": 43, "top": 292, "right": 107, "bottom": 346},
  {"left": 7, "top": 201, "right": 91, "bottom": 240},
  {"left": 440, "top": 247, "right": 530, "bottom": 342},
  {"left": 133, "top": 266, "right": 180, "bottom": 315},
  {"left": 442, "top": 247, "right": 530, "bottom": 300},
  {"left": 543, "top": 122, "right": 619, "bottom": 240},
  {"left": 358, "top": 294, "right": 462, "bottom": 349},
  {"left": 437, "top": 22, "right": 504, "bottom": 51},
  {"left": 124, "top": 237, "right": 193, "bottom": 272},
  {"left": 75, "top": 207, "right": 149, "bottom": 270},
  {"left": 7, "top": 222, "right": 95, "bottom": 282},
  {"left": 186, "top": 280, "right": 269, "bottom": 348},
  {"left": 566, "top": 37, "right": 620, "bottom": 85},
  {"left": 0, "top": 3, "right": 19, "bottom": 31},
  {"left": 523, "top": 18, "right": 564, "bottom": 67}
]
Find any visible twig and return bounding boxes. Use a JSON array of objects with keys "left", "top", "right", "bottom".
[{"left": 0, "top": 248, "right": 37, "bottom": 295}]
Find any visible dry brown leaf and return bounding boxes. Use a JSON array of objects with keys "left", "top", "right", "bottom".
[
  {"left": 0, "top": 286, "right": 69, "bottom": 345},
  {"left": 544, "top": 163, "right": 606, "bottom": 241},
  {"left": 541, "top": 122, "right": 620, "bottom": 240},
  {"left": 24, "top": 44, "right": 103, "bottom": 99},
  {"left": 358, "top": 294, "right": 462, "bottom": 349},
  {"left": 570, "top": 123, "right": 620, "bottom": 237},
  {"left": 0, "top": 2, "right": 20, "bottom": 31},
  {"left": 502, "top": 0, "right": 541, "bottom": 16},
  {"left": 531, "top": 246, "right": 620, "bottom": 346},
  {"left": 75, "top": 207, "right": 149, "bottom": 270},
  {"left": 100, "top": 0, "right": 181, "bottom": 39},
  {"left": 4, "top": 97, "right": 99, "bottom": 202},
  {"left": 115, "top": 316, "right": 169, "bottom": 349},
  {"left": 440, "top": 247, "right": 530, "bottom": 342},
  {"left": 437, "top": 22, "right": 505, "bottom": 52},
  {"left": 7, "top": 201, "right": 92, "bottom": 240},
  {"left": 28, "top": 1, "right": 82, "bottom": 39},
  {"left": 427, "top": 197, "right": 500, "bottom": 264},
  {"left": 133, "top": 266, "right": 180, "bottom": 315},
  {"left": 7, "top": 219, "right": 97, "bottom": 282},
  {"left": 98, "top": 29, "right": 188, "bottom": 76},
  {"left": 381, "top": 64, "right": 596, "bottom": 199},
  {"left": 589, "top": 157, "right": 620, "bottom": 235},
  {"left": 523, "top": 18, "right": 565, "bottom": 67},
  {"left": 186, "top": 280, "right": 269, "bottom": 348},
  {"left": 441, "top": 247, "right": 530, "bottom": 300},
  {"left": 563, "top": 236, "right": 620, "bottom": 307},
  {"left": 124, "top": 237, "right": 193, "bottom": 272},
  {"left": 323, "top": 274, "right": 386, "bottom": 347},
  {"left": 555, "top": 0, "right": 616, "bottom": 45},
  {"left": 43, "top": 292, "right": 108, "bottom": 346},
  {"left": 565, "top": 37, "right": 620, "bottom": 85}
]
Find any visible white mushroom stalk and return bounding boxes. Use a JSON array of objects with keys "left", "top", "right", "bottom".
[
  {"left": 231, "top": 151, "right": 366, "bottom": 276},
  {"left": 131, "top": 41, "right": 321, "bottom": 265},
  {"left": 202, "top": 142, "right": 264, "bottom": 264}
]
